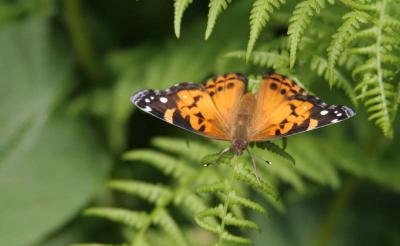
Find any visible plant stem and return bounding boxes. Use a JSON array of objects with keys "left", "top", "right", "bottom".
[
  {"left": 63, "top": 0, "right": 101, "bottom": 82},
  {"left": 217, "top": 155, "right": 238, "bottom": 246},
  {"left": 314, "top": 177, "right": 358, "bottom": 246},
  {"left": 375, "top": 0, "right": 391, "bottom": 136}
]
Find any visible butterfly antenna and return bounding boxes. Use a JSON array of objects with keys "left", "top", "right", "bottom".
[{"left": 246, "top": 148, "right": 262, "bottom": 184}]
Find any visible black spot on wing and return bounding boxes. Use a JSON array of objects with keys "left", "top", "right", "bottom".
[{"left": 172, "top": 109, "right": 193, "bottom": 131}]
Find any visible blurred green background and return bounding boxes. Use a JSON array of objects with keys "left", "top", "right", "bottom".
[{"left": 0, "top": 0, "right": 399, "bottom": 246}]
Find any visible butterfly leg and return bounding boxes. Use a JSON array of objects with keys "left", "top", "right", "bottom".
[
  {"left": 215, "top": 147, "right": 231, "bottom": 163},
  {"left": 246, "top": 148, "right": 262, "bottom": 184},
  {"left": 203, "top": 147, "right": 231, "bottom": 166}
]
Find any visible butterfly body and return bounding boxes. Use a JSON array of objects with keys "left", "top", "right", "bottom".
[{"left": 131, "top": 72, "right": 355, "bottom": 155}]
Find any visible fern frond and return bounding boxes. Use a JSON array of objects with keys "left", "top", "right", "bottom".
[
  {"left": 84, "top": 208, "right": 149, "bottom": 229},
  {"left": 383, "top": 16, "right": 400, "bottom": 30},
  {"left": 288, "top": 0, "right": 331, "bottom": 68},
  {"left": 173, "top": 188, "right": 209, "bottom": 214},
  {"left": 174, "top": 0, "right": 193, "bottom": 38},
  {"left": 196, "top": 181, "right": 226, "bottom": 193},
  {"left": 350, "top": 0, "right": 397, "bottom": 138},
  {"left": 327, "top": 10, "right": 369, "bottom": 78},
  {"left": 225, "top": 50, "right": 289, "bottom": 71},
  {"left": 151, "top": 137, "right": 218, "bottom": 162},
  {"left": 247, "top": 0, "right": 286, "bottom": 60},
  {"left": 310, "top": 55, "right": 357, "bottom": 104},
  {"left": 109, "top": 180, "right": 172, "bottom": 205},
  {"left": 153, "top": 209, "right": 188, "bottom": 246},
  {"left": 229, "top": 192, "right": 267, "bottom": 214},
  {"left": 123, "top": 149, "right": 193, "bottom": 179},
  {"left": 340, "top": 0, "right": 379, "bottom": 12},
  {"left": 205, "top": 0, "right": 231, "bottom": 40}
]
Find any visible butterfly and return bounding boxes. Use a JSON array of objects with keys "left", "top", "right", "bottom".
[{"left": 131, "top": 72, "right": 355, "bottom": 155}]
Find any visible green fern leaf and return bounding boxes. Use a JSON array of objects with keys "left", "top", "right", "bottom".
[
  {"left": 151, "top": 137, "right": 218, "bottom": 162},
  {"left": 109, "top": 180, "right": 172, "bottom": 205},
  {"left": 310, "top": 55, "right": 357, "bottom": 104},
  {"left": 234, "top": 166, "right": 278, "bottom": 200},
  {"left": 205, "top": 0, "right": 231, "bottom": 40},
  {"left": 229, "top": 192, "right": 267, "bottom": 214},
  {"left": 196, "top": 181, "right": 225, "bottom": 193},
  {"left": 173, "top": 188, "right": 209, "bottom": 214},
  {"left": 327, "top": 10, "right": 369, "bottom": 78},
  {"left": 174, "top": 0, "right": 193, "bottom": 38},
  {"left": 220, "top": 230, "right": 252, "bottom": 244},
  {"left": 132, "top": 236, "right": 151, "bottom": 246},
  {"left": 247, "top": 0, "right": 286, "bottom": 60},
  {"left": 84, "top": 207, "right": 149, "bottom": 229},
  {"left": 153, "top": 209, "right": 188, "bottom": 246},
  {"left": 199, "top": 205, "right": 259, "bottom": 229},
  {"left": 288, "top": 0, "right": 330, "bottom": 68},
  {"left": 225, "top": 50, "right": 289, "bottom": 70},
  {"left": 123, "top": 149, "right": 193, "bottom": 179},
  {"left": 341, "top": 0, "right": 379, "bottom": 12}
]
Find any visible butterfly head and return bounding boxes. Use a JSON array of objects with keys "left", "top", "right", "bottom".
[{"left": 231, "top": 139, "right": 248, "bottom": 155}]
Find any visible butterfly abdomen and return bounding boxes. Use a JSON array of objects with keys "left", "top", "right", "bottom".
[{"left": 232, "top": 93, "right": 256, "bottom": 141}]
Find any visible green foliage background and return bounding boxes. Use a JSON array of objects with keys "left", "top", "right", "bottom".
[{"left": 0, "top": 0, "right": 399, "bottom": 246}]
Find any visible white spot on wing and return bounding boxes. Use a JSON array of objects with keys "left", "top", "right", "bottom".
[
  {"left": 144, "top": 106, "right": 152, "bottom": 112},
  {"left": 320, "top": 110, "right": 329, "bottom": 115},
  {"left": 160, "top": 97, "right": 168, "bottom": 103},
  {"left": 337, "top": 113, "right": 342, "bottom": 117},
  {"left": 150, "top": 96, "right": 154, "bottom": 100},
  {"left": 145, "top": 98, "right": 150, "bottom": 103},
  {"left": 331, "top": 119, "right": 339, "bottom": 123}
]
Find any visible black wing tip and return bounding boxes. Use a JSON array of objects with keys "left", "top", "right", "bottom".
[
  {"left": 130, "top": 89, "right": 149, "bottom": 105},
  {"left": 342, "top": 105, "right": 356, "bottom": 118}
]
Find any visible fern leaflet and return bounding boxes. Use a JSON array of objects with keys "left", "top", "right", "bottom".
[
  {"left": 247, "top": 0, "right": 286, "bottom": 60},
  {"left": 288, "top": 0, "right": 332, "bottom": 68},
  {"left": 205, "top": 0, "right": 231, "bottom": 40},
  {"left": 174, "top": 0, "right": 193, "bottom": 38}
]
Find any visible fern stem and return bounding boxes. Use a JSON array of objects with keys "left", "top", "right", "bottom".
[
  {"left": 217, "top": 155, "right": 238, "bottom": 246},
  {"left": 374, "top": 0, "right": 391, "bottom": 136}
]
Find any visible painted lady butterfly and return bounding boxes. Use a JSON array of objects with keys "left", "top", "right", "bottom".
[{"left": 131, "top": 72, "right": 355, "bottom": 155}]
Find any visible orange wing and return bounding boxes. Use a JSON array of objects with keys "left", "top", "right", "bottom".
[
  {"left": 131, "top": 73, "right": 248, "bottom": 140},
  {"left": 248, "top": 73, "right": 355, "bottom": 141}
]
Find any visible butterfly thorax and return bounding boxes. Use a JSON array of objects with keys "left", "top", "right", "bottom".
[{"left": 231, "top": 93, "right": 255, "bottom": 155}]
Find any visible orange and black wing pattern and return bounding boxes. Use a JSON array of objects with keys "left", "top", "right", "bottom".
[
  {"left": 131, "top": 73, "right": 247, "bottom": 140},
  {"left": 249, "top": 73, "right": 355, "bottom": 141}
]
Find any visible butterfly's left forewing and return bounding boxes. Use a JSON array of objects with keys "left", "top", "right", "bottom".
[
  {"left": 248, "top": 73, "right": 355, "bottom": 141},
  {"left": 131, "top": 82, "right": 230, "bottom": 140},
  {"left": 132, "top": 73, "right": 248, "bottom": 141}
]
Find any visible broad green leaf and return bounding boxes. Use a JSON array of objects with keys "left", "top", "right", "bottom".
[{"left": 0, "top": 18, "right": 111, "bottom": 246}]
